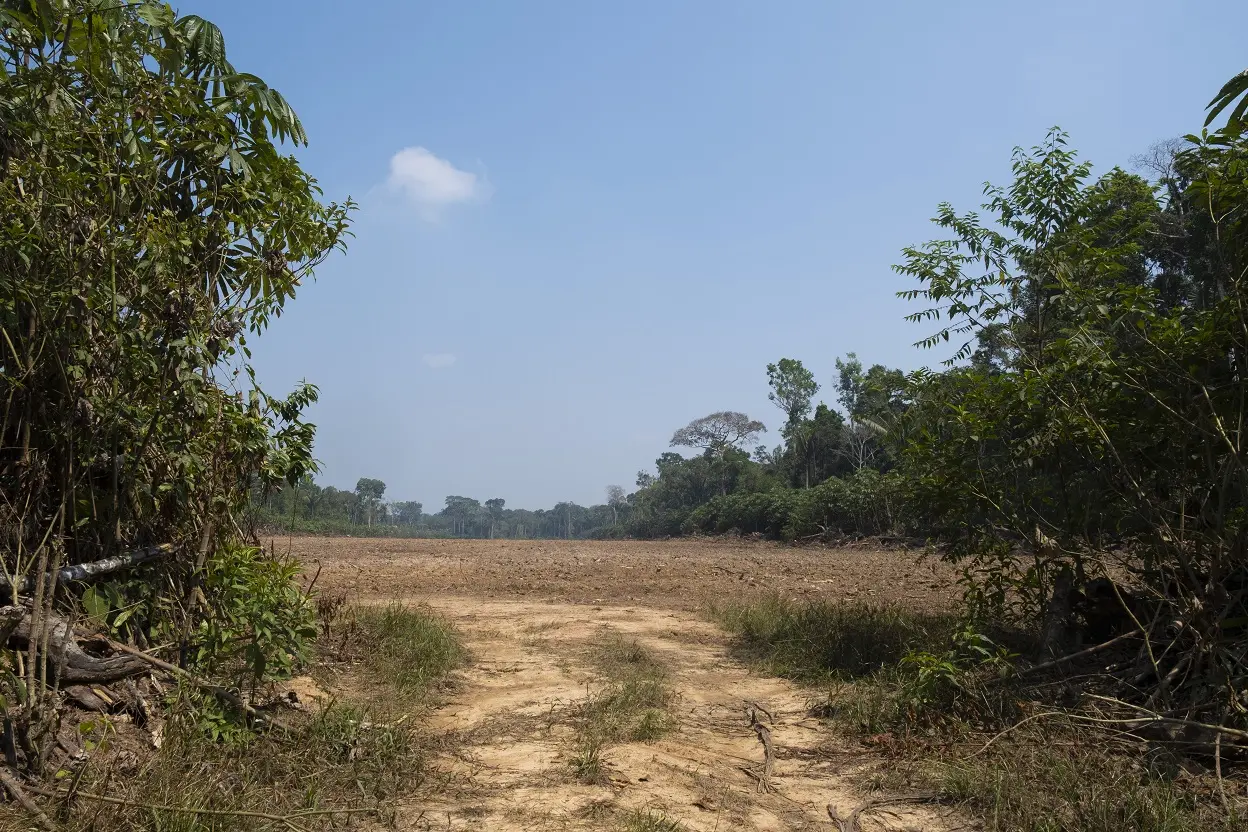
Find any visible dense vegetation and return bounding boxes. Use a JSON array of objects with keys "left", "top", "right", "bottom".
[{"left": 0, "top": 0, "right": 349, "bottom": 777}]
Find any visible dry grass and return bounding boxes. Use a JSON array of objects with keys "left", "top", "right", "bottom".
[
  {"left": 710, "top": 595, "right": 1245, "bottom": 832},
  {"left": 619, "top": 809, "right": 686, "bottom": 831},
  {"left": 708, "top": 594, "right": 956, "bottom": 681},
  {"left": 10, "top": 604, "right": 464, "bottom": 832},
  {"left": 570, "top": 634, "right": 675, "bottom": 784}
]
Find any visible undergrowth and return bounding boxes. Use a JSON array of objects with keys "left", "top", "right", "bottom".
[
  {"left": 708, "top": 595, "right": 955, "bottom": 681},
  {"left": 19, "top": 604, "right": 464, "bottom": 832},
  {"left": 709, "top": 595, "right": 1244, "bottom": 832},
  {"left": 571, "top": 633, "right": 675, "bottom": 784}
]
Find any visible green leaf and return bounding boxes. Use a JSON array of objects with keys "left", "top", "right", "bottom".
[
  {"left": 34, "top": 0, "right": 56, "bottom": 40},
  {"left": 1206, "top": 68, "right": 1248, "bottom": 127},
  {"left": 138, "top": 1, "right": 176, "bottom": 29},
  {"left": 112, "top": 607, "right": 135, "bottom": 630},
  {"left": 82, "top": 586, "right": 110, "bottom": 621}
]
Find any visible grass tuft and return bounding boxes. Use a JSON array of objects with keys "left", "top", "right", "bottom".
[
  {"left": 708, "top": 594, "right": 955, "bottom": 681},
  {"left": 349, "top": 602, "right": 466, "bottom": 697},
  {"left": 570, "top": 633, "right": 675, "bottom": 783},
  {"left": 620, "top": 809, "right": 686, "bottom": 831}
]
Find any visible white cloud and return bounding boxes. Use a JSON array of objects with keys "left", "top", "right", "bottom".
[
  {"left": 384, "top": 147, "right": 483, "bottom": 220},
  {"left": 421, "top": 352, "right": 457, "bottom": 369}
]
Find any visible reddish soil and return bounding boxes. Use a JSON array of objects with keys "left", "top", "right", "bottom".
[{"left": 280, "top": 536, "right": 960, "bottom": 613}]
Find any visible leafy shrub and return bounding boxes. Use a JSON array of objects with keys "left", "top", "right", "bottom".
[
  {"left": 684, "top": 469, "right": 902, "bottom": 540},
  {"left": 684, "top": 489, "right": 799, "bottom": 538},
  {"left": 193, "top": 545, "right": 317, "bottom": 684}
]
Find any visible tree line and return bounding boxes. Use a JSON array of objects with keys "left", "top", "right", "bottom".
[{"left": 252, "top": 477, "right": 630, "bottom": 540}]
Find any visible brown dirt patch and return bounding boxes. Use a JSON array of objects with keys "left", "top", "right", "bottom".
[
  {"left": 284, "top": 538, "right": 972, "bottom": 831},
  {"left": 283, "top": 537, "right": 959, "bottom": 613},
  {"left": 390, "top": 598, "right": 967, "bottom": 831}
]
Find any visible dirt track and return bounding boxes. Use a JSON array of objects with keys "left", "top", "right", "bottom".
[{"left": 292, "top": 538, "right": 969, "bottom": 831}]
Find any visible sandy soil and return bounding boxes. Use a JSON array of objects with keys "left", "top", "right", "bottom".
[{"left": 293, "top": 538, "right": 972, "bottom": 831}]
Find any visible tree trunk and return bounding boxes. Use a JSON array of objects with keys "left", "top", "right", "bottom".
[
  {"left": 5, "top": 606, "right": 148, "bottom": 683},
  {"left": 0, "top": 544, "right": 173, "bottom": 593}
]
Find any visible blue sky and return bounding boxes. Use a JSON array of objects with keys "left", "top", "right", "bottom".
[{"left": 210, "top": 0, "right": 1247, "bottom": 510}]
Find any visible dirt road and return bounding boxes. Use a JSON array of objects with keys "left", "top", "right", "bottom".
[{"left": 295, "top": 538, "right": 968, "bottom": 831}]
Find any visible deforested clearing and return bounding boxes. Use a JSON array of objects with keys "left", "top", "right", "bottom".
[{"left": 289, "top": 535, "right": 970, "bottom": 831}]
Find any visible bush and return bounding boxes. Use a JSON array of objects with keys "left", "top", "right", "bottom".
[
  {"left": 684, "top": 489, "right": 800, "bottom": 538},
  {"left": 193, "top": 546, "right": 318, "bottom": 684},
  {"left": 709, "top": 594, "right": 955, "bottom": 681},
  {"left": 684, "top": 469, "right": 903, "bottom": 540}
]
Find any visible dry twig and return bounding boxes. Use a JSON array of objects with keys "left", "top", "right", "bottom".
[
  {"left": 744, "top": 701, "right": 776, "bottom": 792},
  {"left": 827, "top": 793, "right": 941, "bottom": 832},
  {"left": 0, "top": 767, "right": 57, "bottom": 831}
]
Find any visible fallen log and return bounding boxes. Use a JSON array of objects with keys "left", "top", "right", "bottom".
[
  {"left": 103, "top": 638, "right": 277, "bottom": 727},
  {"left": 4, "top": 606, "right": 149, "bottom": 684},
  {"left": 0, "top": 544, "right": 174, "bottom": 595}
]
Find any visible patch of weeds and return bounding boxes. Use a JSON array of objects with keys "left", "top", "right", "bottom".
[
  {"left": 941, "top": 731, "right": 1243, "bottom": 832},
  {"left": 631, "top": 708, "right": 673, "bottom": 742},
  {"left": 347, "top": 602, "right": 466, "bottom": 697},
  {"left": 708, "top": 594, "right": 955, "bottom": 682},
  {"left": 48, "top": 604, "right": 464, "bottom": 832},
  {"left": 570, "top": 633, "right": 675, "bottom": 782},
  {"left": 620, "top": 809, "right": 686, "bottom": 832},
  {"left": 711, "top": 597, "right": 1243, "bottom": 832},
  {"left": 62, "top": 699, "right": 423, "bottom": 831},
  {"left": 570, "top": 738, "right": 607, "bottom": 784}
]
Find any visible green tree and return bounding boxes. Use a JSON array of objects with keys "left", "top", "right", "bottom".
[
  {"left": 394, "top": 500, "right": 423, "bottom": 526},
  {"left": 766, "top": 358, "right": 819, "bottom": 427},
  {"left": 896, "top": 122, "right": 1248, "bottom": 723},
  {"left": 834, "top": 354, "right": 907, "bottom": 471},
  {"left": 355, "top": 478, "right": 386, "bottom": 527},
  {"left": 0, "top": 0, "right": 349, "bottom": 762},
  {"left": 485, "top": 497, "right": 506, "bottom": 538},
  {"left": 440, "top": 496, "right": 481, "bottom": 536},
  {"left": 766, "top": 359, "right": 819, "bottom": 487},
  {"left": 606, "top": 485, "right": 627, "bottom": 525}
]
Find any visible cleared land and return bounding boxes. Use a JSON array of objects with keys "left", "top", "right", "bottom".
[
  {"left": 289, "top": 537, "right": 968, "bottom": 831},
  {"left": 288, "top": 537, "right": 958, "bottom": 613}
]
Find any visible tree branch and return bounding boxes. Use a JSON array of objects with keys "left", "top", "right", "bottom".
[{"left": 0, "top": 544, "right": 173, "bottom": 594}]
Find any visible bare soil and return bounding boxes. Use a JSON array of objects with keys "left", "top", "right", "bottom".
[
  {"left": 290, "top": 537, "right": 971, "bottom": 831},
  {"left": 286, "top": 537, "right": 959, "bottom": 613}
]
